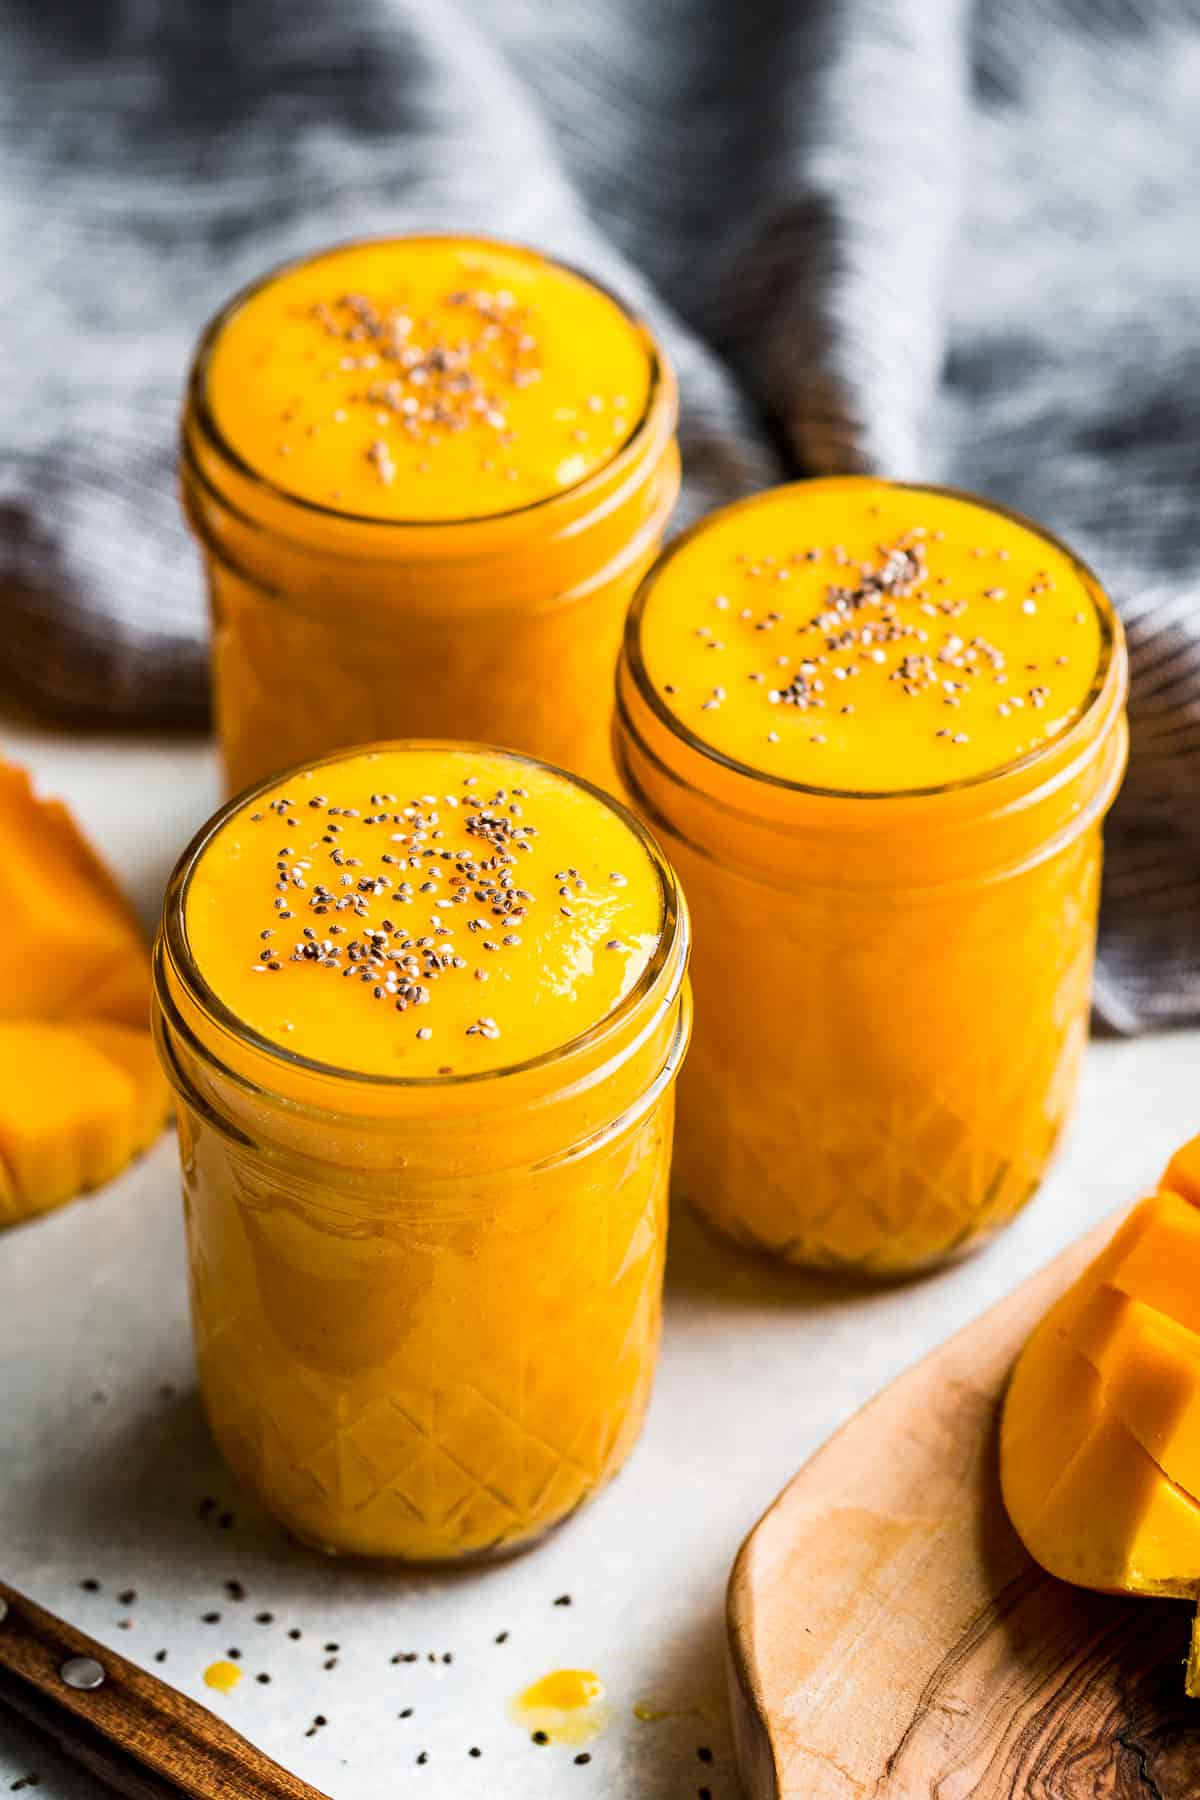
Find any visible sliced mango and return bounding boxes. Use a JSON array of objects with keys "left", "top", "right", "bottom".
[
  {"left": 1000, "top": 1132, "right": 1200, "bottom": 1693},
  {"left": 1099, "top": 1188, "right": 1200, "bottom": 1340},
  {"left": 69, "top": 957, "right": 157, "bottom": 1032},
  {"left": 1061, "top": 1285, "right": 1200, "bottom": 1507},
  {"left": 74, "top": 1022, "right": 168, "bottom": 1155},
  {"left": 0, "top": 760, "right": 168, "bottom": 1225},
  {"left": 0, "top": 766, "right": 150, "bottom": 1023},
  {"left": 998, "top": 1307, "right": 1105, "bottom": 1532},
  {"left": 0, "top": 1024, "right": 140, "bottom": 1215},
  {"left": 0, "top": 1152, "right": 17, "bottom": 1222},
  {"left": 1163, "top": 1133, "right": 1200, "bottom": 1207},
  {"left": 1025, "top": 1392, "right": 1200, "bottom": 1594}
]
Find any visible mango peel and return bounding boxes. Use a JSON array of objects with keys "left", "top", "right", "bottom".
[
  {"left": 0, "top": 760, "right": 168, "bottom": 1223},
  {"left": 1000, "top": 1133, "right": 1200, "bottom": 1692}
]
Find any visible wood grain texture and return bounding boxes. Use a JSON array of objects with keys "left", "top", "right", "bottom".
[
  {"left": 727, "top": 1211, "right": 1200, "bottom": 1799},
  {"left": 0, "top": 1579, "right": 330, "bottom": 1800}
]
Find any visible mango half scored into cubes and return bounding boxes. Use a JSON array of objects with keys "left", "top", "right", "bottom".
[
  {"left": 1000, "top": 1133, "right": 1200, "bottom": 1692},
  {"left": 0, "top": 761, "right": 168, "bottom": 1224}
]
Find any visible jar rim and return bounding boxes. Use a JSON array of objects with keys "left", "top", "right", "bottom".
[
  {"left": 187, "top": 232, "right": 666, "bottom": 534},
  {"left": 621, "top": 477, "right": 1120, "bottom": 805},
  {"left": 158, "top": 738, "right": 688, "bottom": 1094}
]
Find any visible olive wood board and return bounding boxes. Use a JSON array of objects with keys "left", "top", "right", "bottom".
[{"left": 727, "top": 1211, "right": 1200, "bottom": 1799}]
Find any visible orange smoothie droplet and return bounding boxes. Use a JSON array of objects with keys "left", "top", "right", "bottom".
[
  {"left": 511, "top": 1669, "right": 609, "bottom": 1747},
  {"left": 203, "top": 1660, "right": 242, "bottom": 1694},
  {"left": 632, "top": 1695, "right": 711, "bottom": 1722}
]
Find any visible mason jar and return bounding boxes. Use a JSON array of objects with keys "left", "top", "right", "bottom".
[
  {"left": 615, "top": 478, "right": 1129, "bottom": 1276},
  {"left": 180, "top": 236, "right": 680, "bottom": 795},
  {"left": 153, "top": 741, "right": 691, "bottom": 1559}
]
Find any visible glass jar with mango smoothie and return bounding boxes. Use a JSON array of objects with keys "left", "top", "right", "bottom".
[
  {"left": 153, "top": 742, "right": 690, "bottom": 1560},
  {"left": 615, "top": 478, "right": 1128, "bottom": 1276},
  {"left": 181, "top": 237, "right": 679, "bottom": 795}
]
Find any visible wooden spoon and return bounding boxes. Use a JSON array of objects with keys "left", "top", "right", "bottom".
[
  {"left": 0, "top": 1578, "right": 329, "bottom": 1800},
  {"left": 727, "top": 1212, "right": 1200, "bottom": 1799}
]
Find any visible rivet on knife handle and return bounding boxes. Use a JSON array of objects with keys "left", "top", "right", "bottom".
[{"left": 60, "top": 1657, "right": 106, "bottom": 1692}]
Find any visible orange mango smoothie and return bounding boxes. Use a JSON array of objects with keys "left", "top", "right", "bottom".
[
  {"left": 616, "top": 478, "right": 1128, "bottom": 1274},
  {"left": 154, "top": 743, "right": 690, "bottom": 1560},
  {"left": 181, "top": 237, "right": 679, "bottom": 793}
]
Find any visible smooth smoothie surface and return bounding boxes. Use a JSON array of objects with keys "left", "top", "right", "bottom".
[
  {"left": 636, "top": 478, "right": 1106, "bottom": 792},
  {"left": 206, "top": 237, "right": 652, "bottom": 521},
  {"left": 184, "top": 746, "right": 665, "bottom": 1079}
]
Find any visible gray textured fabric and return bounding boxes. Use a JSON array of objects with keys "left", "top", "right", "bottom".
[{"left": 1, "top": 0, "right": 1198, "bottom": 1030}]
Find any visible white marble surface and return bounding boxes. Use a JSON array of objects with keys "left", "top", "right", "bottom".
[{"left": 2, "top": 712, "right": 1199, "bottom": 1800}]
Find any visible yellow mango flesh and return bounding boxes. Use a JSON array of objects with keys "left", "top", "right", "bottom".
[
  {"left": 996, "top": 1306, "right": 1105, "bottom": 1533},
  {"left": 1001, "top": 1137, "right": 1200, "bottom": 1607},
  {"left": 0, "top": 763, "right": 168, "bottom": 1224},
  {"left": 0, "top": 1024, "right": 141, "bottom": 1215},
  {"left": 1163, "top": 1136, "right": 1200, "bottom": 1206},
  {"left": 1022, "top": 1388, "right": 1200, "bottom": 1594},
  {"left": 1097, "top": 1188, "right": 1200, "bottom": 1339},
  {"left": 74, "top": 1023, "right": 169, "bottom": 1155},
  {"left": 0, "top": 773, "right": 149, "bottom": 1022}
]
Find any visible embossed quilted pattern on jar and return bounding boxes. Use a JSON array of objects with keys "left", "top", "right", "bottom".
[
  {"left": 673, "top": 833, "right": 1101, "bottom": 1275},
  {"left": 181, "top": 1101, "right": 671, "bottom": 1559}
]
